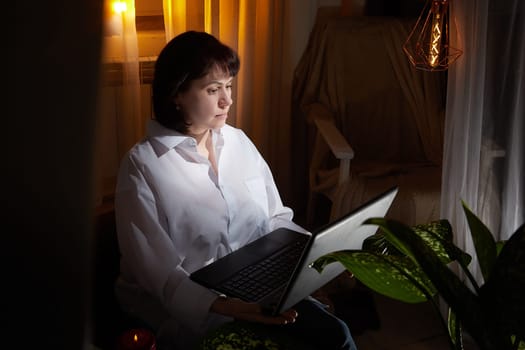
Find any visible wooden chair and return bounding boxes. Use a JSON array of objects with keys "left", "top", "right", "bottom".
[{"left": 294, "top": 9, "right": 446, "bottom": 228}]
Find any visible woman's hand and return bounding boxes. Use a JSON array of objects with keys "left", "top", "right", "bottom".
[{"left": 210, "top": 296, "right": 297, "bottom": 325}]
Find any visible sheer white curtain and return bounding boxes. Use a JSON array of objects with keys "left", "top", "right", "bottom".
[
  {"left": 162, "top": 0, "right": 319, "bottom": 201},
  {"left": 95, "top": 0, "right": 141, "bottom": 205},
  {"left": 441, "top": 0, "right": 524, "bottom": 284}
]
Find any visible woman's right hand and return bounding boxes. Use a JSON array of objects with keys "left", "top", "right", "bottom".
[{"left": 210, "top": 295, "right": 297, "bottom": 325}]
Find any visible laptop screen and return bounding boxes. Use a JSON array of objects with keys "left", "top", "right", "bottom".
[{"left": 273, "top": 186, "right": 398, "bottom": 314}]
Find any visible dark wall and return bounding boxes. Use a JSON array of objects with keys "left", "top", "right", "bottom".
[
  {"left": 11, "top": 1, "right": 103, "bottom": 348},
  {"left": 364, "top": 0, "right": 425, "bottom": 17}
]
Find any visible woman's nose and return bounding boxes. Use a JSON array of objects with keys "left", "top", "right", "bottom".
[{"left": 219, "top": 91, "right": 233, "bottom": 108}]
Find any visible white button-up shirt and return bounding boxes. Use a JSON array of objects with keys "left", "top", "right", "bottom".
[{"left": 115, "top": 120, "right": 306, "bottom": 336}]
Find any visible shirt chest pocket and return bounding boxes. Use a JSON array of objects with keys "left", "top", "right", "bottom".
[{"left": 244, "top": 176, "right": 269, "bottom": 217}]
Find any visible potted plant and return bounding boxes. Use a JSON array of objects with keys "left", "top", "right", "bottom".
[{"left": 312, "top": 201, "right": 524, "bottom": 350}]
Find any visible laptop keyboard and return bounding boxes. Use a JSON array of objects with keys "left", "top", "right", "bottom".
[{"left": 218, "top": 235, "right": 309, "bottom": 302}]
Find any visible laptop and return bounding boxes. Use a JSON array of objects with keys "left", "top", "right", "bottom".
[{"left": 190, "top": 186, "right": 398, "bottom": 316}]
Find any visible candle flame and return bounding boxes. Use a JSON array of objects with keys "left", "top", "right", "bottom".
[{"left": 134, "top": 333, "right": 138, "bottom": 342}]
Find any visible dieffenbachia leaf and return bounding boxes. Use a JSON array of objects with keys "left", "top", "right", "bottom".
[{"left": 312, "top": 250, "right": 436, "bottom": 303}]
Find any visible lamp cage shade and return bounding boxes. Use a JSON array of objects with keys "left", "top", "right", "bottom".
[{"left": 403, "top": 0, "right": 462, "bottom": 71}]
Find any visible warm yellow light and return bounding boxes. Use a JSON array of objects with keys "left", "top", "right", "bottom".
[
  {"left": 112, "top": 1, "right": 127, "bottom": 14},
  {"left": 403, "top": 0, "right": 462, "bottom": 71},
  {"left": 133, "top": 333, "right": 138, "bottom": 342},
  {"left": 429, "top": 12, "right": 442, "bottom": 67},
  {"left": 205, "top": 0, "right": 212, "bottom": 34}
]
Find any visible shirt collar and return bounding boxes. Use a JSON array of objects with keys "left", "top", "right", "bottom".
[
  {"left": 147, "top": 119, "right": 187, "bottom": 149},
  {"left": 147, "top": 119, "right": 225, "bottom": 156}
]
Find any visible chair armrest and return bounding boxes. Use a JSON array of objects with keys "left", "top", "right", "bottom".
[
  {"left": 306, "top": 103, "right": 354, "bottom": 185},
  {"left": 306, "top": 104, "right": 355, "bottom": 161},
  {"left": 313, "top": 118, "right": 355, "bottom": 160}
]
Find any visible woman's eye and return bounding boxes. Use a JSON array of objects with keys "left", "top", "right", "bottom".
[
  {"left": 226, "top": 84, "right": 233, "bottom": 90},
  {"left": 207, "top": 88, "right": 218, "bottom": 94}
]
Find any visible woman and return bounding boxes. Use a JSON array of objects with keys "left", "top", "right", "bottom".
[{"left": 114, "top": 30, "right": 357, "bottom": 350}]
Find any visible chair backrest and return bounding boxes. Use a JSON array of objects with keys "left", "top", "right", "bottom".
[{"left": 296, "top": 14, "right": 446, "bottom": 165}]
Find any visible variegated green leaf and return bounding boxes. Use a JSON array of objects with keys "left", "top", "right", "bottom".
[
  {"left": 496, "top": 240, "right": 506, "bottom": 256},
  {"left": 313, "top": 250, "right": 436, "bottom": 303},
  {"left": 413, "top": 220, "right": 453, "bottom": 241},
  {"left": 365, "top": 217, "right": 512, "bottom": 350},
  {"left": 461, "top": 201, "right": 497, "bottom": 281},
  {"left": 414, "top": 221, "right": 472, "bottom": 268},
  {"left": 448, "top": 308, "right": 464, "bottom": 350},
  {"left": 479, "top": 224, "right": 525, "bottom": 340}
]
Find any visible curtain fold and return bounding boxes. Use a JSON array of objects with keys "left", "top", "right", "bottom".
[
  {"left": 118, "top": 1, "right": 143, "bottom": 158},
  {"left": 95, "top": 0, "right": 141, "bottom": 205},
  {"left": 441, "top": 0, "right": 524, "bottom": 284},
  {"left": 381, "top": 21, "right": 446, "bottom": 166}
]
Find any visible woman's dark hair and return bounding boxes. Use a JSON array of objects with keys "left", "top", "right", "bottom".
[{"left": 152, "top": 31, "right": 240, "bottom": 133}]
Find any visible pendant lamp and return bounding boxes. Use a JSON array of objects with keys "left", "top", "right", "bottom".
[{"left": 403, "top": 0, "right": 462, "bottom": 71}]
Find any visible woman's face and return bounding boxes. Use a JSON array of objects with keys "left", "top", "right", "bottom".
[{"left": 175, "top": 66, "right": 233, "bottom": 135}]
